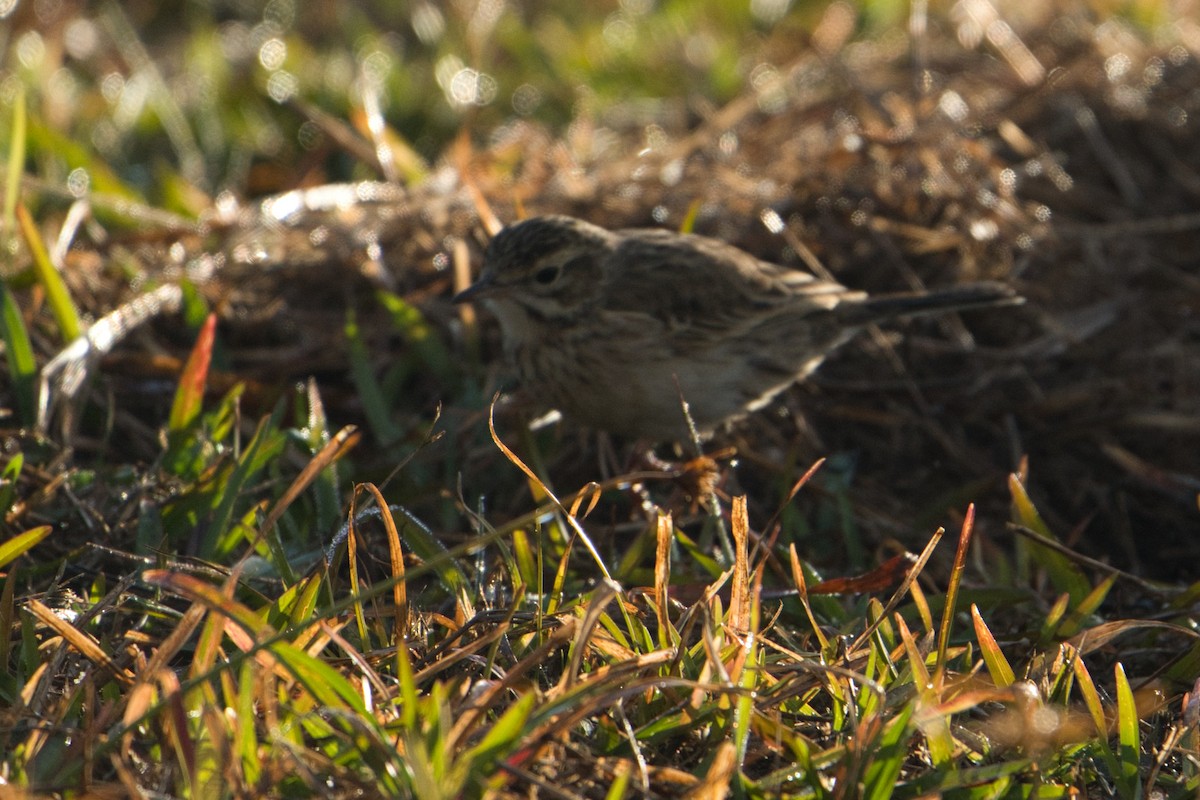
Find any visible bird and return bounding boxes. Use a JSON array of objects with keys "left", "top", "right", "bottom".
[{"left": 453, "top": 215, "right": 1020, "bottom": 441}]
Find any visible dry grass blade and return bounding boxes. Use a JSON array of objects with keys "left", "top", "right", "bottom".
[
  {"left": 849, "top": 526, "right": 944, "bottom": 654},
  {"left": 278, "top": 421, "right": 356, "bottom": 528},
  {"left": 361, "top": 482, "right": 408, "bottom": 643},
  {"left": 654, "top": 511, "right": 673, "bottom": 648},
  {"left": 936, "top": 504, "right": 975, "bottom": 670},
  {"left": 487, "top": 399, "right": 614, "bottom": 581},
  {"left": 683, "top": 740, "right": 737, "bottom": 800},
  {"left": 728, "top": 496, "right": 751, "bottom": 634},
  {"left": 26, "top": 599, "right": 135, "bottom": 686},
  {"left": 787, "top": 543, "right": 830, "bottom": 653}
]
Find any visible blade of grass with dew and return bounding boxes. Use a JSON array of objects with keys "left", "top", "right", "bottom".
[
  {"left": 344, "top": 498, "right": 371, "bottom": 647},
  {"left": 395, "top": 625, "right": 419, "bottom": 731},
  {"left": 294, "top": 377, "right": 343, "bottom": 535},
  {"left": 1046, "top": 638, "right": 1079, "bottom": 707},
  {"left": 232, "top": 662, "right": 261, "bottom": 784},
  {"left": 857, "top": 632, "right": 887, "bottom": 720},
  {"left": 545, "top": 519, "right": 572, "bottom": 616},
  {"left": 594, "top": 605, "right": 640, "bottom": 657},
  {"left": 16, "top": 203, "right": 81, "bottom": 342},
  {"left": 157, "top": 671, "right": 199, "bottom": 794},
  {"left": 0, "top": 282, "right": 36, "bottom": 421},
  {"left": 202, "top": 383, "right": 244, "bottom": 450},
  {"left": 910, "top": 578, "right": 935, "bottom": 636},
  {"left": 192, "top": 405, "right": 288, "bottom": 560},
  {"left": 788, "top": 543, "right": 831, "bottom": 654}
]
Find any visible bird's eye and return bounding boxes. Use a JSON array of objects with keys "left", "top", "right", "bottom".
[{"left": 533, "top": 265, "right": 561, "bottom": 285}]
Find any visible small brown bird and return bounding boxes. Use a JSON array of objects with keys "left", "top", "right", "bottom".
[{"left": 454, "top": 215, "right": 1020, "bottom": 440}]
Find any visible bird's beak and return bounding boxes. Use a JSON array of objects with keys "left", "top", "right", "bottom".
[{"left": 452, "top": 276, "right": 494, "bottom": 304}]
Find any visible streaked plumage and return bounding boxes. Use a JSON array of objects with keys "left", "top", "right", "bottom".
[{"left": 454, "top": 215, "right": 1019, "bottom": 439}]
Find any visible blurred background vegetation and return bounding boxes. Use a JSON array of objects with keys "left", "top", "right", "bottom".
[{"left": 2, "top": 0, "right": 937, "bottom": 206}]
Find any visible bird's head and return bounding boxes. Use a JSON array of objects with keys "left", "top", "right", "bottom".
[{"left": 454, "top": 216, "right": 613, "bottom": 331}]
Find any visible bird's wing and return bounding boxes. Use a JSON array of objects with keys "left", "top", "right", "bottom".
[{"left": 599, "top": 229, "right": 857, "bottom": 334}]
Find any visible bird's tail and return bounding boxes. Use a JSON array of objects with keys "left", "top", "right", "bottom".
[{"left": 838, "top": 281, "right": 1023, "bottom": 326}]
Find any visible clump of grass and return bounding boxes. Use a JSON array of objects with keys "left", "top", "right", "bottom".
[{"left": 4, "top": 399, "right": 1196, "bottom": 795}]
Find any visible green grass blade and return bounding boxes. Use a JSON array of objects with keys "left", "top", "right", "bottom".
[
  {"left": 971, "top": 604, "right": 1015, "bottom": 688},
  {"left": 0, "top": 281, "right": 36, "bottom": 423},
  {"left": 16, "top": 203, "right": 82, "bottom": 342},
  {"left": 1055, "top": 574, "right": 1115, "bottom": 639},
  {"left": 3, "top": 84, "right": 24, "bottom": 229},
  {"left": 345, "top": 308, "right": 404, "bottom": 444},
  {"left": 376, "top": 290, "right": 455, "bottom": 384},
  {"left": 1072, "top": 653, "right": 1119, "bottom": 780},
  {"left": 199, "top": 405, "right": 287, "bottom": 560},
  {"left": 0, "top": 452, "right": 23, "bottom": 514},
  {"left": 462, "top": 690, "right": 537, "bottom": 772},
  {"left": 1114, "top": 662, "right": 1142, "bottom": 800},
  {"left": 268, "top": 639, "right": 369, "bottom": 715},
  {"left": 0, "top": 526, "right": 51, "bottom": 569},
  {"left": 861, "top": 703, "right": 915, "bottom": 800},
  {"left": 1009, "top": 474, "right": 1091, "bottom": 605},
  {"left": 26, "top": 117, "right": 141, "bottom": 201}
]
